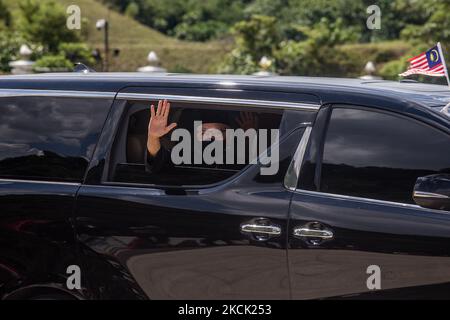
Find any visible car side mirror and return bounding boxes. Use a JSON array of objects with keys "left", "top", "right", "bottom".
[{"left": 413, "top": 174, "right": 450, "bottom": 211}]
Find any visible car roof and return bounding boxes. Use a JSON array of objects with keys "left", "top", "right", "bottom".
[
  {"left": 1, "top": 73, "right": 449, "bottom": 131},
  {"left": 1, "top": 72, "right": 450, "bottom": 108}
]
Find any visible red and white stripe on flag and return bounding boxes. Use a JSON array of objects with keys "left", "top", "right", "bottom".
[{"left": 400, "top": 50, "right": 446, "bottom": 77}]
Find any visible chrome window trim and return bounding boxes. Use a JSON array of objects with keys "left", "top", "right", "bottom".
[
  {"left": 116, "top": 93, "right": 320, "bottom": 111},
  {"left": 284, "top": 126, "right": 312, "bottom": 190},
  {"left": 413, "top": 191, "right": 449, "bottom": 199},
  {"left": 0, "top": 178, "right": 80, "bottom": 186},
  {"left": 0, "top": 89, "right": 320, "bottom": 110},
  {"left": 81, "top": 184, "right": 165, "bottom": 195},
  {"left": 0, "top": 89, "right": 115, "bottom": 99},
  {"left": 293, "top": 188, "right": 443, "bottom": 212}
]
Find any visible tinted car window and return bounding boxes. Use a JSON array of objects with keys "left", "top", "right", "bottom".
[
  {"left": 0, "top": 96, "right": 112, "bottom": 182},
  {"left": 320, "top": 107, "right": 450, "bottom": 204},
  {"left": 110, "top": 101, "right": 283, "bottom": 187}
]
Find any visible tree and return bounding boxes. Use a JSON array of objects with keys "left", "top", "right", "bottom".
[
  {"left": 125, "top": 2, "right": 140, "bottom": 18},
  {"left": 219, "top": 15, "right": 280, "bottom": 74},
  {"left": 220, "top": 15, "right": 357, "bottom": 76},
  {"left": 274, "top": 18, "right": 357, "bottom": 76},
  {"left": 0, "top": 0, "right": 11, "bottom": 28},
  {"left": 0, "top": 33, "right": 22, "bottom": 72},
  {"left": 101, "top": 0, "right": 248, "bottom": 41},
  {"left": 0, "top": 1, "right": 16, "bottom": 72},
  {"left": 401, "top": 0, "right": 450, "bottom": 46},
  {"left": 18, "top": 0, "right": 79, "bottom": 53},
  {"left": 246, "top": 0, "right": 365, "bottom": 41},
  {"left": 58, "top": 43, "right": 95, "bottom": 66},
  {"left": 235, "top": 15, "right": 280, "bottom": 56},
  {"left": 34, "top": 55, "right": 73, "bottom": 72},
  {"left": 379, "top": 0, "right": 450, "bottom": 82}
]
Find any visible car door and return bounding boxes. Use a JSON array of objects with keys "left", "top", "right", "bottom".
[
  {"left": 0, "top": 93, "right": 112, "bottom": 299},
  {"left": 74, "top": 87, "right": 319, "bottom": 299},
  {"left": 287, "top": 104, "right": 450, "bottom": 299}
]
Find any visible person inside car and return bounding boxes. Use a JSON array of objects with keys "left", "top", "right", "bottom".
[{"left": 145, "top": 99, "right": 259, "bottom": 173}]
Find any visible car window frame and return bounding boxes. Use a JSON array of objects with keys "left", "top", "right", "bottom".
[
  {"left": 0, "top": 91, "right": 114, "bottom": 183},
  {"left": 102, "top": 96, "right": 316, "bottom": 191},
  {"left": 298, "top": 104, "right": 450, "bottom": 206}
]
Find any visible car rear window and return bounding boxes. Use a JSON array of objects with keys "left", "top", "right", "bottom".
[{"left": 0, "top": 96, "right": 112, "bottom": 182}]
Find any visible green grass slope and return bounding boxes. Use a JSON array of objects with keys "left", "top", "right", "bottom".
[{"left": 61, "top": 0, "right": 232, "bottom": 73}]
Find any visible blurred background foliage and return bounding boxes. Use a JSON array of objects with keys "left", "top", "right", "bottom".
[
  {"left": 0, "top": 0, "right": 448, "bottom": 83},
  {"left": 1, "top": 0, "right": 92, "bottom": 72}
]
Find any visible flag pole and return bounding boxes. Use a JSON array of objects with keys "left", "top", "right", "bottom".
[{"left": 437, "top": 42, "right": 450, "bottom": 89}]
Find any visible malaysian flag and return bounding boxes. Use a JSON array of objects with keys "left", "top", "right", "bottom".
[{"left": 399, "top": 43, "right": 448, "bottom": 77}]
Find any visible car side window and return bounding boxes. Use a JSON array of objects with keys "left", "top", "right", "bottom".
[
  {"left": 320, "top": 107, "right": 450, "bottom": 204},
  {"left": 0, "top": 96, "right": 111, "bottom": 182},
  {"left": 108, "top": 100, "right": 284, "bottom": 187}
]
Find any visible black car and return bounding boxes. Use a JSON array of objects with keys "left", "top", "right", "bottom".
[{"left": 0, "top": 73, "right": 450, "bottom": 300}]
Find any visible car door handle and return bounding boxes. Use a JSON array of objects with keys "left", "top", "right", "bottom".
[
  {"left": 293, "top": 222, "right": 334, "bottom": 245},
  {"left": 241, "top": 224, "right": 282, "bottom": 235},
  {"left": 240, "top": 218, "right": 281, "bottom": 241},
  {"left": 293, "top": 227, "right": 333, "bottom": 239}
]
